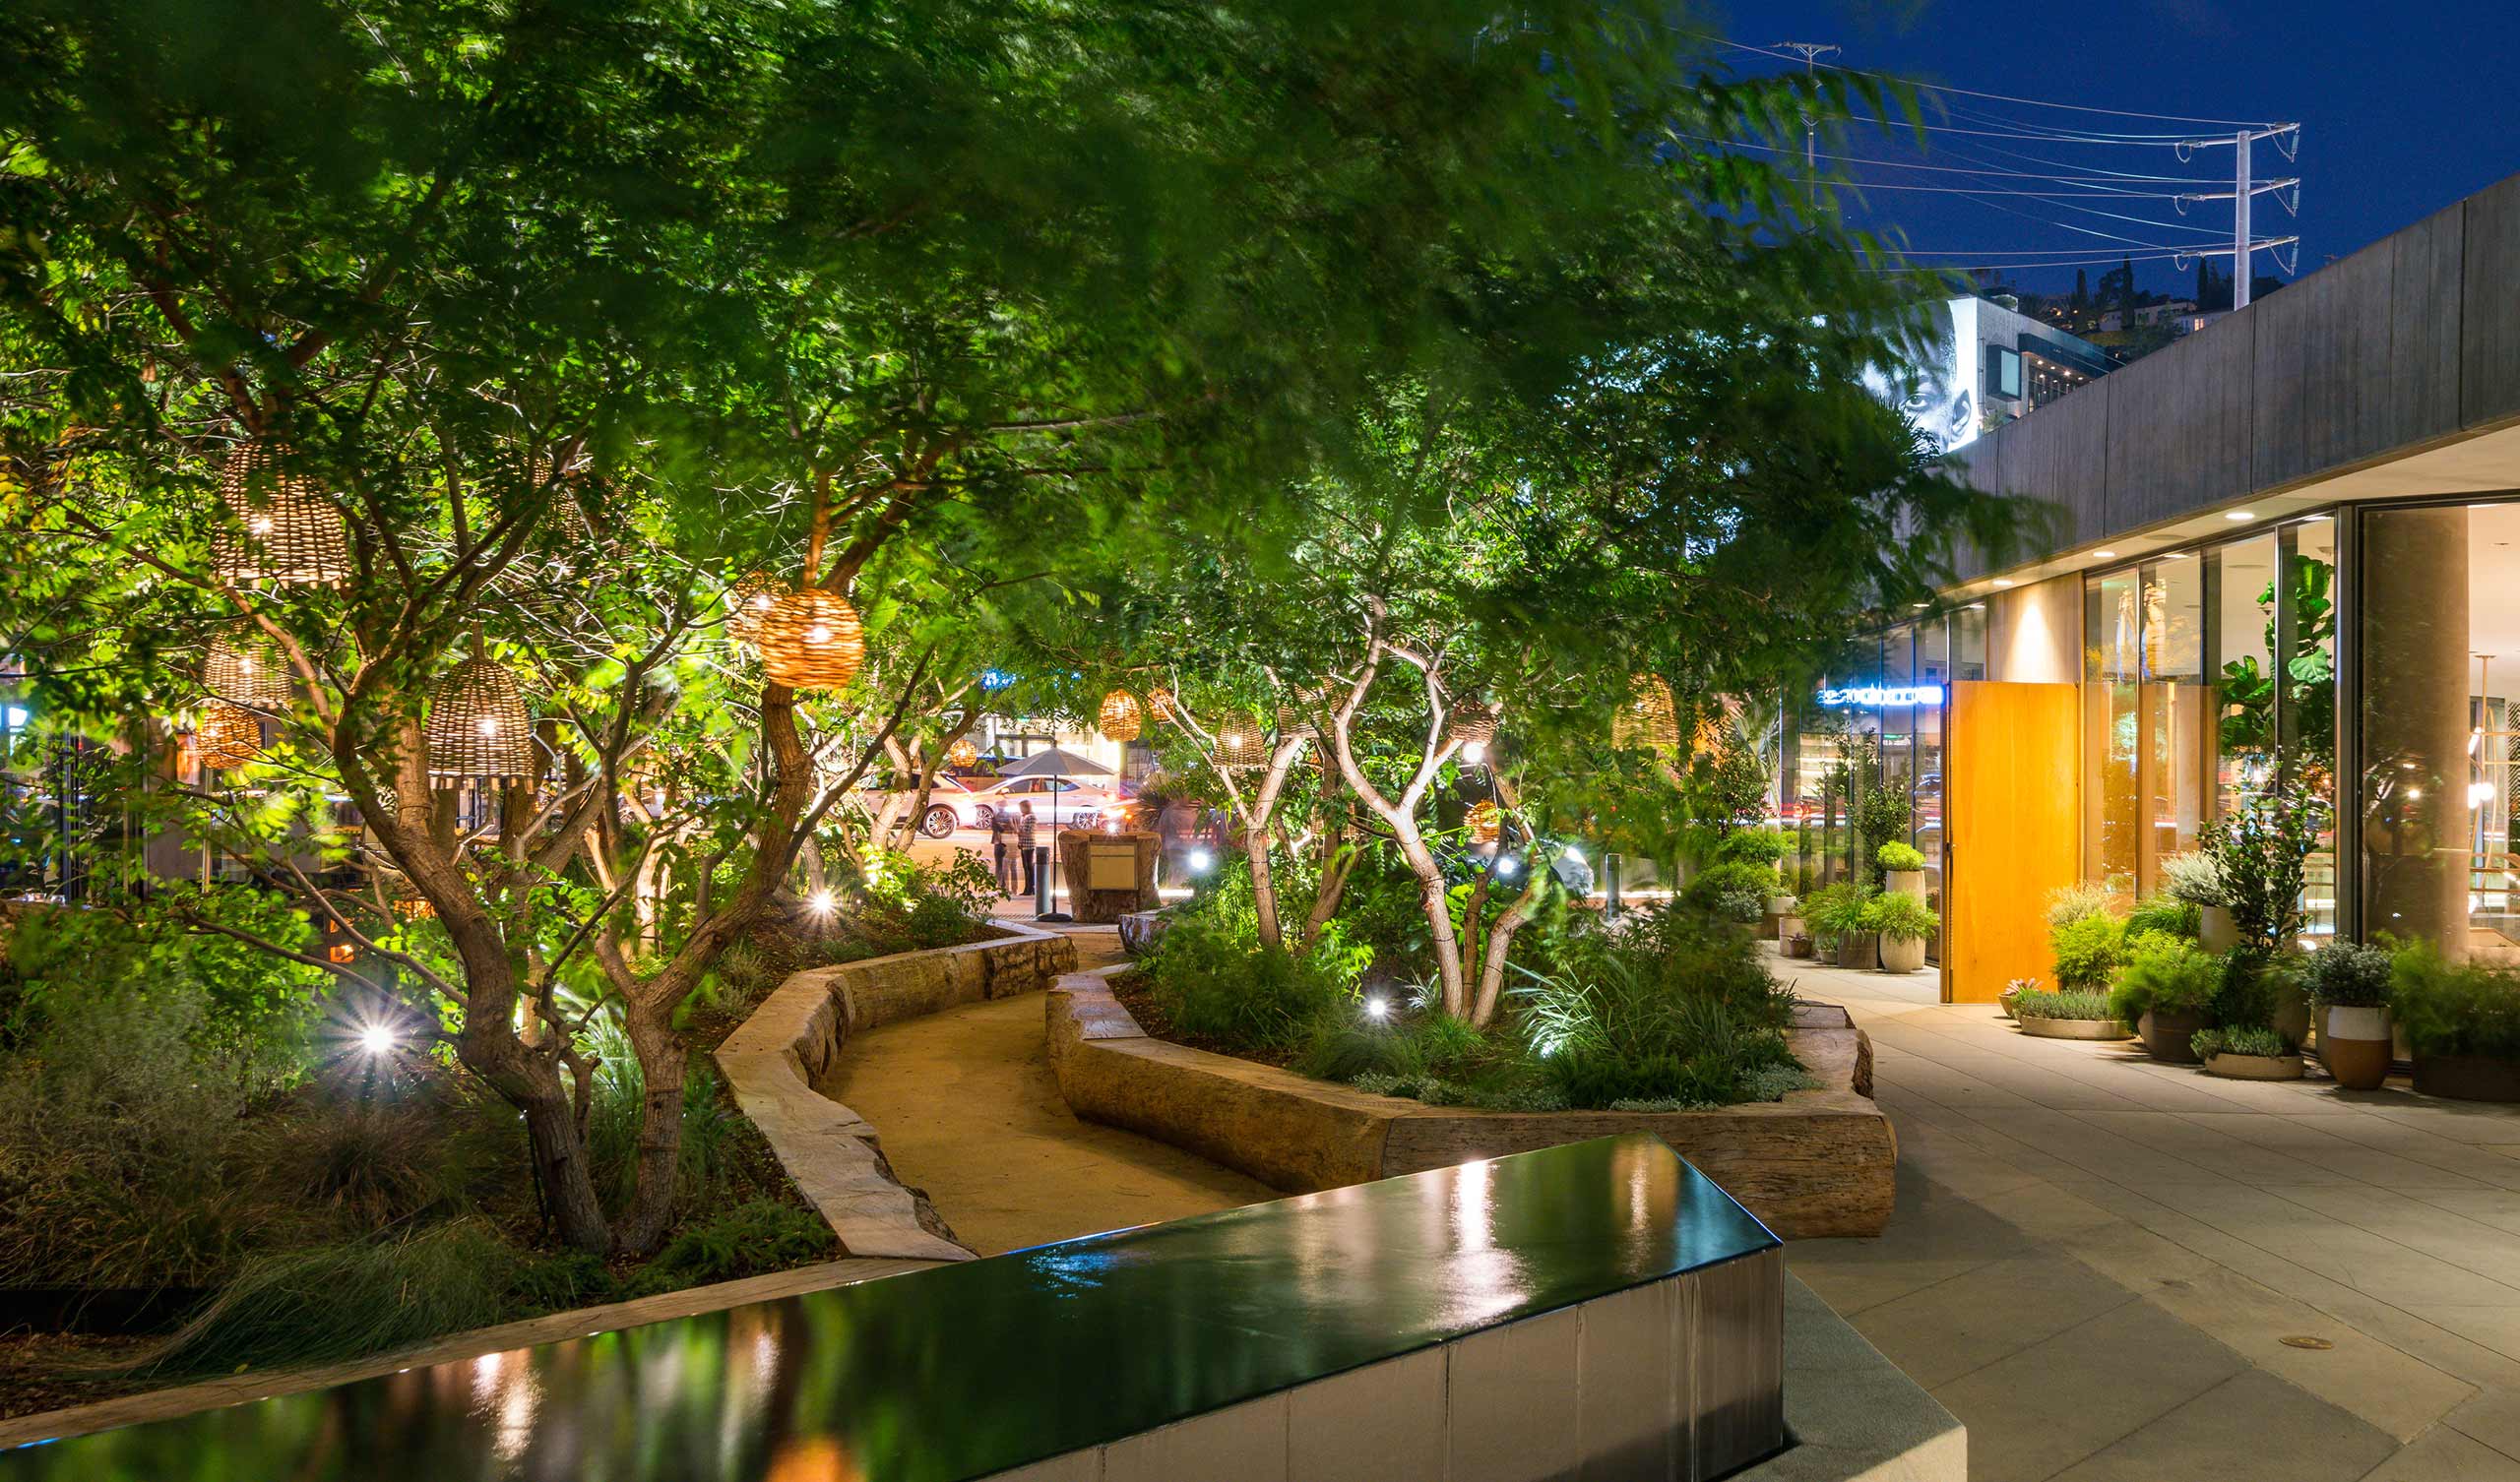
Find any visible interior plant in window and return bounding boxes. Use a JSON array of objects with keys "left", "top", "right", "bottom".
[
  {"left": 2107, "top": 931, "right": 2224, "bottom": 1064},
  {"left": 1862, "top": 891, "right": 1937, "bottom": 973},
  {"left": 2298, "top": 939, "right": 2395, "bottom": 1090}
]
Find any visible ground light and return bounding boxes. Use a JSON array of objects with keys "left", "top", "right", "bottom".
[
  {"left": 807, "top": 889, "right": 836, "bottom": 916},
  {"left": 1186, "top": 847, "right": 1214, "bottom": 874},
  {"left": 358, "top": 1023, "right": 398, "bottom": 1056},
  {"left": 1364, "top": 996, "right": 1389, "bottom": 1020}
]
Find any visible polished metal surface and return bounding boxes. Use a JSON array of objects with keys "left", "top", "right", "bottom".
[{"left": 5, "top": 1132, "right": 1777, "bottom": 1481}]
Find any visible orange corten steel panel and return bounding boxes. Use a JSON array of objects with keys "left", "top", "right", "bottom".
[{"left": 1946, "top": 680, "right": 2081, "bottom": 1004}]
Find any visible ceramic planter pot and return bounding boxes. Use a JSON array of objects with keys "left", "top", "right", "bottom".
[
  {"left": 2319, "top": 1006, "right": 2393, "bottom": 1091},
  {"left": 1878, "top": 934, "right": 1926, "bottom": 973},
  {"left": 1782, "top": 933, "right": 1815, "bottom": 959},
  {"left": 1883, "top": 868, "right": 1926, "bottom": 900},
  {"left": 2412, "top": 1052, "right": 2520, "bottom": 1103},
  {"left": 2205, "top": 1051, "right": 2305, "bottom": 1081},
  {"left": 2199, "top": 904, "right": 2241, "bottom": 954},
  {"left": 2018, "top": 1016, "right": 2131, "bottom": 1041},
  {"left": 1767, "top": 895, "right": 1798, "bottom": 917},
  {"left": 1834, "top": 929, "right": 1879, "bottom": 970},
  {"left": 2138, "top": 1007, "right": 2210, "bottom": 1065}
]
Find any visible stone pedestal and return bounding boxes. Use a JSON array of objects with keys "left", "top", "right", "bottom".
[{"left": 1056, "top": 829, "right": 1160, "bottom": 923}]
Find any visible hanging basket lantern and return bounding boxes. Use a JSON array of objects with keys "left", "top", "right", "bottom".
[
  {"left": 196, "top": 700, "right": 263, "bottom": 770},
  {"left": 1465, "top": 798, "right": 1502, "bottom": 844},
  {"left": 205, "top": 627, "right": 289, "bottom": 708},
  {"left": 1098, "top": 689, "right": 1144, "bottom": 743},
  {"left": 525, "top": 450, "right": 598, "bottom": 554},
  {"left": 757, "top": 587, "right": 866, "bottom": 691},
  {"left": 393, "top": 895, "right": 438, "bottom": 921},
  {"left": 1277, "top": 685, "right": 1323, "bottom": 744},
  {"left": 1447, "top": 701, "right": 1498, "bottom": 752},
  {"left": 726, "top": 571, "right": 780, "bottom": 646},
  {"left": 1148, "top": 687, "right": 1176, "bottom": 724},
  {"left": 425, "top": 655, "right": 537, "bottom": 782},
  {"left": 211, "top": 439, "right": 350, "bottom": 585},
  {"left": 945, "top": 737, "right": 980, "bottom": 770},
  {"left": 1611, "top": 675, "right": 1680, "bottom": 753},
  {"left": 1214, "top": 714, "right": 1267, "bottom": 771}
]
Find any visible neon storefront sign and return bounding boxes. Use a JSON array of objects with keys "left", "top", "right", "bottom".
[{"left": 1815, "top": 684, "right": 1945, "bottom": 709}]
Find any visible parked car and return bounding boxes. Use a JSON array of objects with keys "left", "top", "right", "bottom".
[{"left": 926, "top": 773, "right": 1134, "bottom": 834}]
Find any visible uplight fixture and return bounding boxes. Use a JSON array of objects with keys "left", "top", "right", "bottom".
[
  {"left": 1187, "top": 846, "right": 1215, "bottom": 874},
  {"left": 1363, "top": 996, "right": 1389, "bottom": 1021},
  {"left": 358, "top": 1024, "right": 398, "bottom": 1056},
  {"left": 807, "top": 889, "right": 836, "bottom": 916}
]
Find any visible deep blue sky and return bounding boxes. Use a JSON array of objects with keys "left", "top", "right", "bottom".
[{"left": 1703, "top": 0, "right": 2520, "bottom": 299}]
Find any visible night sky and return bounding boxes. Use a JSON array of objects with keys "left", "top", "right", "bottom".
[{"left": 1702, "top": 0, "right": 2520, "bottom": 299}]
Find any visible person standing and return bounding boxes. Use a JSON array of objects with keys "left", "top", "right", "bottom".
[
  {"left": 988, "top": 808, "right": 1017, "bottom": 895},
  {"left": 1016, "top": 800, "right": 1040, "bottom": 898}
]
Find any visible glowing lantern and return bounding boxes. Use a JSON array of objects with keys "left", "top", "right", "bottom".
[
  {"left": 1465, "top": 799, "right": 1501, "bottom": 843},
  {"left": 1098, "top": 690, "right": 1144, "bottom": 742},
  {"left": 757, "top": 588, "right": 866, "bottom": 691},
  {"left": 1214, "top": 714, "right": 1267, "bottom": 770},
  {"left": 205, "top": 626, "right": 290, "bottom": 708},
  {"left": 425, "top": 656, "right": 536, "bottom": 782},
  {"left": 945, "top": 737, "right": 979, "bottom": 769},
  {"left": 196, "top": 700, "right": 263, "bottom": 769},
  {"left": 211, "top": 438, "right": 349, "bottom": 585}
]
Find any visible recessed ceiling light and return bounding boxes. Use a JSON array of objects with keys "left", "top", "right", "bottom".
[
  {"left": 2225, "top": 511, "right": 2257, "bottom": 522},
  {"left": 1992, "top": 579, "right": 2016, "bottom": 588},
  {"left": 1911, "top": 602, "right": 1929, "bottom": 609},
  {"left": 2092, "top": 549, "right": 2117, "bottom": 559}
]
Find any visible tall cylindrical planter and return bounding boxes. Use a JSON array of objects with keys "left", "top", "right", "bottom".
[
  {"left": 1878, "top": 934, "right": 1926, "bottom": 973},
  {"left": 1884, "top": 869, "right": 1925, "bottom": 900},
  {"left": 2199, "top": 905, "right": 2240, "bottom": 954},
  {"left": 2320, "top": 1006, "right": 2393, "bottom": 1091},
  {"left": 1835, "top": 930, "right": 1879, "bottom": 971}
]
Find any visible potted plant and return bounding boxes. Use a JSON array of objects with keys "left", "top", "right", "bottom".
[
  {"left": 1804, "top": 882, "right": 1877, "bottom": 970},
  {"left": 2050, "top": 910, "right": 2126, "bottom": 1002},
  {"left": 1782, "top": 929, "right": 1815, "bottom": 959},
  {"left": 2191, "top": 1025, "right": 2304, "bottom": 1080},
  {"left": 2107, "top": 932, "right": 2223, "bottom": 1065},
  {"left": 2161, "top": 851, "right": 2235, "bottom": 952},
  {"left": 2298, "top": 940, "right": 2395, "bottom": 1090},
  {"left": 1877, "top": 840, "right": 1927, "bottom": 899},
  {"left": 1864, "top": 891, "right": 1936, "bottom": 973},
  {"left": 2391, "top": 942, "right": 2520, "bottom": 1102},
  {"left": 2000, "top": 976, "right": 2037, "bottom": 1019},
  {"left": 2012, "top": 988, "right": 2130, "bottom": 1041}
]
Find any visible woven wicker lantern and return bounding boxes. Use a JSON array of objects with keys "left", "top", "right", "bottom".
[
  {"left": 1098, "top": 690, "right": 1144, "bottom": 743},
  {"left": 393, "top": 895, "right": 438, "bottom": 922},
  {"left": 212, "top": 439, "right": 349, "bottom": 585},
  {"left": 1447, "top": 702, "right": 1498, "bottom": 751},
  {"left": 425, "top": 655, "right": 536, "bottom": 782},
  {"left": 1465, "top": 798, "right": 1502, "bottom": 844},
  {"left": 726, "top": 571, "right": 780, "bottom": 645},
  {"left": 1611, "top": 675, "right": 1681, "bottom": 753},
  {"left": 196, "top": 700, "right": 263, "bottom": 770},
  {"left": 757, "top": 587, "right": 865, "bottom": 691},
  {"left": 205, "top": 627, "right": 289, "bottom": 708},
  {"left": 1214, "top": 714, "right": 1267, "bottom": 771},
  {"left": 1149, "top": 687, "right": 1177, "bottom": 724},
  {"left": 945, "top": 737, "right": 980, "bottom": 770}
]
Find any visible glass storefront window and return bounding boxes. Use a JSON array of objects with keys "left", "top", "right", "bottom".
[
  {"left": 2208, "top": 532, "right": 2281, "bottom": 818},
  {"left": 2087, "top": 569, "right": 2142, "bottom": 895},
  {"left": 2286, "top": 516, "right": 2341, "bottom": 941},
  {"left": 2360, "top": 500, "right": 2519, "bottom": 958},
  {"left": 2142, "top": 554, "right": 2206, "bottom": 884}
]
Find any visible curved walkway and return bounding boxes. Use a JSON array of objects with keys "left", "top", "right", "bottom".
[{"left": 814, "top": 924, "right": 1272, "bottom": 1256}]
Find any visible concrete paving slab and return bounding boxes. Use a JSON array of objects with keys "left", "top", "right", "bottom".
[
  {"left": 2045, "top": 1370, "right": 2397, "bottom": 1482},
  {"left": 1930, "top": 1299, "right": 2246, "bottom": 1482}
]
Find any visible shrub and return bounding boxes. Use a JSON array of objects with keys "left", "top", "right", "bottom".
[
  {"left": 2106, "top": 932, "right": 2224, "bottom": 1024},
  {"left": 261, "top": 1100, "right": 459, "bottom": 1231},
  {"left": 1876, "top": 841, "right": 1926, "bottom": 872},
  {"left": 2158, "top": 851, "right": 2230, "bottom": 908},
  {"left": 1141, "top": 877, "right": 1361, "bottom": 1051},
  {"left": 2124, "top": 895, "right": 2201, "bottom": 941},
  {"left": 1683, "top": 860, "right": 1779, "bottom": 909},
  {"left": 2210, "top": 946, "right": 2283, "bottom": 1032},
  {"left": 2050, "top": 912, "right": 2126, "bottom": 991},
  {"left": 626, "top": 1200, "right": 836, "bottom": 1297},
  {"left": 2299, "top": 940, "right": 2394, "bottom": 1008},
  {"left": 136, "top": 1220, "right": 518, "bottom": 1376},
  {"left": 1716, "top": 890, "right": 1766, "bottom": 924},
  {"left": 2192, "top": 1025, "right": 2294, "bottom": 1060},
  {"left": 2391, "top": 943, "right": 2520, "bottom": 1059},
  {"left": 1716, "top": 830, "right": 1789, "bottom": 865},
  {"left": 1861, "top": 892, "right": 1937, "bottom": 943},
  {"left": 2045, "top": 881, "right": 2116, "bottom": 929},
  {"left": 2012, "top": 988, "right": 2115, "bottom": 1021},
  {"left": 1514, "top": 904, "right": 1800, "bottom": 1110}
]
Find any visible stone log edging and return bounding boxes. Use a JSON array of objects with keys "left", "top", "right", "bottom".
[
  {"left": 717, "top": 920, "right": 1078, "bottom": 1262},
  {"left": 1046, "top": 966, "right": 1895, "bottom": 1239}
]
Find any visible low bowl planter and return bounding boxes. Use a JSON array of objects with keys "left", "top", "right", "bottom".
[
  {"left": 2138, "top": 1008, "right": 2209, "bottom": 1065},
  {"left": 1998, "top": 987, "right": 2020, "bottom": 1019},
  {"left": 2319, "top": 1006, "right": 2393, "bottom": 1091},
  {"left": 2018, "top": 1016, "right": 2131, "bottom": 1041},
  {"left": 2204, "top": 1050, "right": 2305, "bottom": 1081},
  {"left": 2411, "top": 1052, "right": 2520, "bottom": 1103}
]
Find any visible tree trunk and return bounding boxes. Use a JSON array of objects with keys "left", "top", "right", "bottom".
[{"left": 609, "top": 994, "right": 689, "bottom": 1257}]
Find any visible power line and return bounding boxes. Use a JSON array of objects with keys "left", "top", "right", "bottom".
[{"left": 1707, "top": 35, "right": 2286, "bottom": 130}]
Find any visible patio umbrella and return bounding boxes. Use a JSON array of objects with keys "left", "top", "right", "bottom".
[{"left": 997, "top": 746, "right": 1112, "bottom": 921}]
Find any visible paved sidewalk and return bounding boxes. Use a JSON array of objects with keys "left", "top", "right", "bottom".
[
  {"left": 1782, "top": 951, "right": 2520, "bottom": 1481},
  {"left": 814, "top": 922, "right": 1275, "bottom": 1256}
]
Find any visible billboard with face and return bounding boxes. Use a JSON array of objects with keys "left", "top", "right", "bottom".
[{"left": 1865, "top": 297, "right": 1981, "bottom": 457}]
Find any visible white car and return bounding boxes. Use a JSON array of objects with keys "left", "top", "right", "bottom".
[{"left": 920, "top": 774, "right": 1134, "bottom": 836}]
